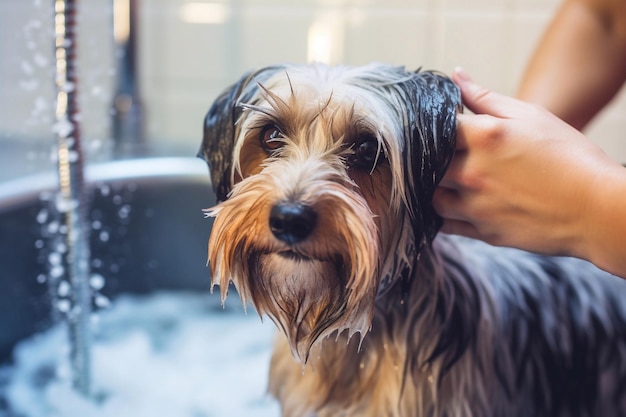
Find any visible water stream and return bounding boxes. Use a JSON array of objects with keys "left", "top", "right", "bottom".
[{"left": 51, "top": 0, "right": 92, "bottom": 396}]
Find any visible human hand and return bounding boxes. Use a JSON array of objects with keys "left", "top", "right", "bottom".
[{"left": 433, "top": 68, "right": 623, "bottom": 262}]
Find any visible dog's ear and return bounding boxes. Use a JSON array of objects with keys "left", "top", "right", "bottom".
[
  {"left": 198, "top": 66, "right": 285, "bottom": 202},
  {"left": 403, "top": 70, "right": 462, "bottom": 244}
]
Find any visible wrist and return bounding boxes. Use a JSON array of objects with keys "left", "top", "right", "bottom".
[{"left": 576, "top": 164, "right": 626, "bottom": 278}]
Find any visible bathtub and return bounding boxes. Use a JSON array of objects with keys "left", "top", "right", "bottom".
[{"left": 0, "top": 157, "right": 216, "bottom": 362}]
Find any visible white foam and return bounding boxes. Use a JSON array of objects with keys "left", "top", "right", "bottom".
[{"left": 1, "top": 292, "right": 279, "bottom": 417}]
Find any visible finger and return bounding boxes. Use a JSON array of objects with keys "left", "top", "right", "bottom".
[
  {"left": 452, "top": 67, "right": 526, "bottom": 119},
  {"left": 456, "top": 110, "right": 501, "bottom": 151},
  {"left": 454, "top": 114, "right": 470, "bottom": 151}
]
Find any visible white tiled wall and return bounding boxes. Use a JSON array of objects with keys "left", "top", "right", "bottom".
[{"left": 1, "top": 0, "right": 625, "bottom": 180}]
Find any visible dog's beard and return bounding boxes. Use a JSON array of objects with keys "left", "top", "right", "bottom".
[
  {"left": 249, "top": 252, "right": 346, "bottom": 360},
  {"left": 206, "top": 159, "right": 381, "bottom": 362}
]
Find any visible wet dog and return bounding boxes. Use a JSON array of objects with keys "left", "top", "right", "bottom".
[{"left": 198, "top": 63, "right": 626, "bottom": 417}]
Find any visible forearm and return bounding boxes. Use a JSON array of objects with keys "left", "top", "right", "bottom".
[{"left": 517, "top": 0, "right": 626, "bottom": 130}]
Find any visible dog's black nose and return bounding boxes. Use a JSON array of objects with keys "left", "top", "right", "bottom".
[{"left": 269, "top": 202, "right": 317, "bottom": 244}]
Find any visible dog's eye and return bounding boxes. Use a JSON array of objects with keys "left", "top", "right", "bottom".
[
  {"left": 350, "top": 135, "right": 381, "bottom": 170},
  {"left": 260, "top": 124, "right": 284, "bottom": 153}
]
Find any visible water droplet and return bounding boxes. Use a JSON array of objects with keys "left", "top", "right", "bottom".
[
  {"left": 56, "top": 242, "right": 67, "bottom": 254},
  {"left": 47, "top": 220, "right": 60, "bottom": 234},
  {"left": 21, "top": 61, "right": 34, "bottom": 75},
  {"left": 70, "top": 305, "right": 83, "bottom": 317},
  {"left": 91, "top": 220, "right": 102, "bottom": 230},
  {"left": 68, "top": 150, "right": 79, "bottom": 163},
  {"left": 53, "top": 117, "right": 74, "bottom": 138},
  {"left": 50, "top": 265, "right": 64, "bottom": 279},
  {"left": 36, "top": 274, "right": 47, "bottom": 284},
  {"left": 48, "top": 251, "right": 62, "bottom": 265},
  {"left": 20, "top": 79, "right": 39, "bottom": 91},
  {"left": 99, "top": 184, "right": 111, "bottom": 196},
  {"left": 34, "top": 97, "right": 48, "bottom": 111},
  {"left": 34, "top": 239, "right": 44, "bottom": 249},
  {"left": 99, "top": 230, "right": 109, "bottom": 242},
  {"left": 94, "top": 295, "right": 110, "bottom": 309},
  {"left": 57, "top": 299, "right": 71, "bottom": 313},
  {"left": 89, "top": 139, "right": 103, "bottom": 152},
  {"left": 58, "top": 280, "right": 71, "bottom": 297},
  {"left": 33, "top": 53, "right": 48, "bottom": 67},
  {"left": 62, "top": 80, "right": 76, "bottom": 92},
  {"left": 36, "top": 209, "right": 48, "bottom": 224},
  {"left": 39, "top": 191, "right": 53, "bottom": 202},
  {"left": 118, "top": 204, "right": 131, "bottom": 219},
  {"left": 89, "top": 274, "right": 105, "bottom": 291},
  {"left": 55, "top": 194, "right": 78, "bottom": 213}
]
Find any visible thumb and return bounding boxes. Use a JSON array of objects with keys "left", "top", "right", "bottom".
[{"left": 452, "top": 67, "right": 520, "bottom": 118}]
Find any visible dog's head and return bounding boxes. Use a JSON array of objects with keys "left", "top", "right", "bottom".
[{"left": 199, "top": 63, "right": 461, "bottom": 361}]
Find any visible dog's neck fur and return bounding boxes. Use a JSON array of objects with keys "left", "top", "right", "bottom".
[{"left": 268, "top": 235, "right": 497, "bottom": 417}]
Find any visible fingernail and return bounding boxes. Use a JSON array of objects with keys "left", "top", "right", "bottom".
[{"left": 453, "top": 67, "right": 472, "bottom": 83}]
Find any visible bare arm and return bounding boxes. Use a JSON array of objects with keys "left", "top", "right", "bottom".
[
  {"left": 517, "top": 0, "right": 626, "bottom": 130},
  {"left": 434, "top": 69, "right": 626, "bottom": 278}
]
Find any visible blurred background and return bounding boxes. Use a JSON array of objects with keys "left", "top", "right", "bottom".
[{"left": 2, "top": 0, "right": 626, "bottom": 185}]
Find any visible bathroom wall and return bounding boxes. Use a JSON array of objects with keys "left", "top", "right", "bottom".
[
  {"left": 1, "top": 0, "right": 626, "bottom": 181},
  {"left": 0, "top": 0, "right": 115, "bottom": 180}
]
